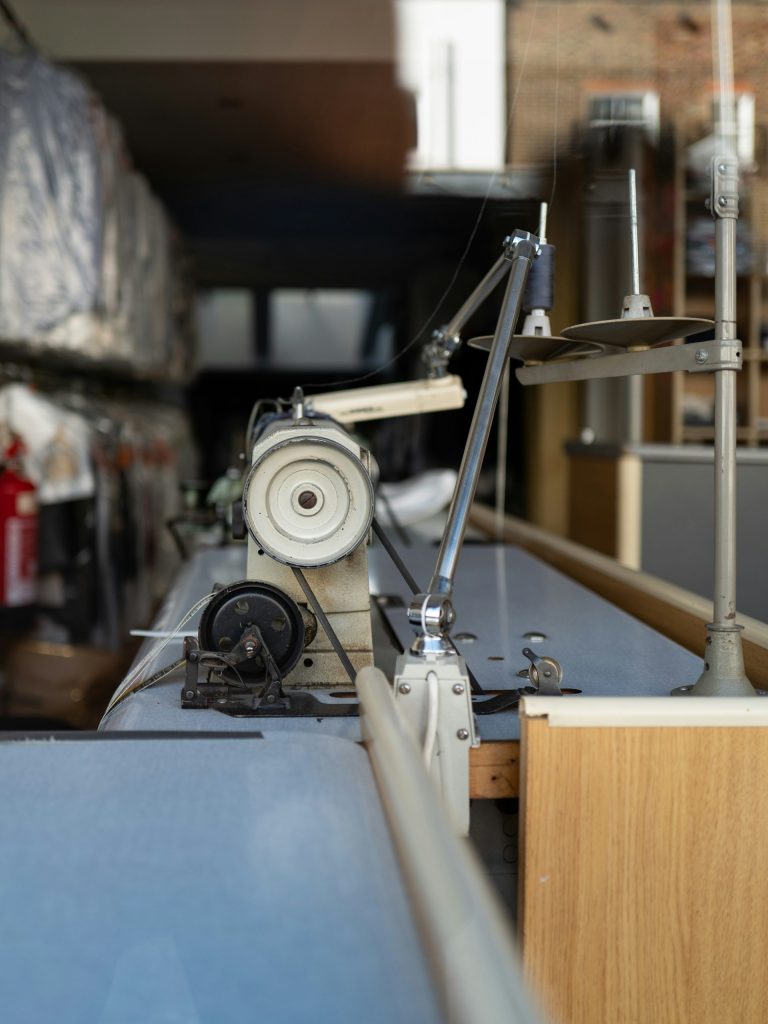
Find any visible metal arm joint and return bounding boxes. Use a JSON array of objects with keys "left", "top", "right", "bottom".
[
  {"left": 503, "top": 229, "right": 542, "bottom": 261},
  {"left": 421, "top": 231, "right": 540, "bottom": 379},
  {"left": 423, "top": 326, "right": 462, "bottom": 379}
]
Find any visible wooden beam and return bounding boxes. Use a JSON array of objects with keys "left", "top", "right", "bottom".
[
  {"left": 567, "top": 451, "right": 620, "bottom": 557},
  {"left": 469, "top": 741, "right": 519, "bottom": 799}
]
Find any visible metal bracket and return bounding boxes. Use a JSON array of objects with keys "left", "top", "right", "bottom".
[
  {"left": 505, "top": 228, "right": 543, "bottom": 260},
  {"left": 180, "top": 636, "right": 358, "bottom": 717},
  {"left": 522, "top": 646, "right": 564, "bottom": 696},
  {"left": 516, "top": 337, "right": 742, "bottom": 386},
  {"left": 393, "top": 651, "right": 477, "bottom": 835},
  {"left": 688, "top": 339, "right": 742, "bottom": 373},
  {"left": 181, "top": 635, "right": 290, "bottom": 713},
  {"left": 710, "top": 155, "right": 739, "bottom": 221}
]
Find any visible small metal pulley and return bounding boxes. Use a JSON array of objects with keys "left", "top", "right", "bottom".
[{"left": 522, "top": 646, "right": 564, "bottom": 696}]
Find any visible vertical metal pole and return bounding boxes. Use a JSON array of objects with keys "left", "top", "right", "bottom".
[
  {"left": 713, "top": 216, "right": 738, "bottom": 628},
  {"left": 626, "top": 377, "right": 643, "bottom": 445},
  {"left": 626, "top": 169, "right": 644, "bottom": 444},
  {"left": 681, "top": 172, "right": 754, "bottom": 695},
  {"left": 537, "top": 202, "right": 548, "bottom": 246},
  {"left": 713, "top": 0, "right": 737, "bottom": 159},
  {"left": 628, "top": 169, "right": 641, "bottom": 296},
  {"left": 675, "top": 0, "right": 754, "bottom": 695}
]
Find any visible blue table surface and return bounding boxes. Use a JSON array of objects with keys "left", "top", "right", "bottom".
[
  {"left": 0, "top": 542, "right": 706, "bottom": 1022},
  {"left": 0, "top": 733, "right": 441, "bottom": 1024},
  {"left": 372, "top": 543, "right": 704, "bottom": 739},
  {"left": 105, "top": 543, "right": 703, "bottom": 741}
]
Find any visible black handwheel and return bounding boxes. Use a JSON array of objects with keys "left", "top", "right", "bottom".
[{"left": 198, "top": 580, "right": 305, "bottom": 680}]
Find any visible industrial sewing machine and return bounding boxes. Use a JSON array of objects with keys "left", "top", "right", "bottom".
[
  {"left": 181, "top": 393, "right": 377, "bottom": 712},
  {"left": 164, "top": 225, "right": 610, "bottom": 833},
  {"left": 178, "top": 373, "right": 471, "bottom": 708},
  {"left": 95, "top": 116, "right": 768, "bottom": 1024},
  {"left": 8, "top": 3, "right": 764, "bottom": 1021},
  {"left": 160, "top": 165, "right": 750, "bottom": 837}
]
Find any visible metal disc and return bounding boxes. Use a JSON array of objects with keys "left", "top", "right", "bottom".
[
  {"left": 468, "top": 334, "right": 604, "bottom": 365},
  {"left": 561, "top": 316, "right": 713, "bottom": 348}
]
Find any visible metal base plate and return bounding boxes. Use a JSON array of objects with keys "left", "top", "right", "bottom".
[
  {"left": 215, "top": 690, "right": 360, "bottom": 717},
  {"left": 183, "top": 676, "right": 360, "bottom": 717},
  {"left": 671, "top": 683, "right": 767, "bottom": 697}
]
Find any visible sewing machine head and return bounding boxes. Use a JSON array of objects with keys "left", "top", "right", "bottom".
[
  {"left": 181, "top": 388, "right": 376, "bottom": 714},
  {"left": 180, "top": 374, "right": 466, "bottom": 715}
]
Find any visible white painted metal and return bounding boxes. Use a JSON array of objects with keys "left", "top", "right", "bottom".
[
  {"left": 392, "top": 651, "right": 476, "bottom": 835},
  {"left": 244, "top": 418, "right": 375, "bottom": 686},
  {"left": 308, "top": 375, "right": 466, "bottom": 424},
  {"left": 244, "top": 420, "right": 373, "bottom": 568},
  {"left": 522, "top": 695, "right": 768, "bottom": 728},
  {"left": 628, "top": 168, "right": 641, "bottom": 297}
]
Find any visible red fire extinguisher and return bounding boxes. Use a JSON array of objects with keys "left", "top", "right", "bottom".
[{"left": 0, "top": 437, "right": 38, "bottom": 607}]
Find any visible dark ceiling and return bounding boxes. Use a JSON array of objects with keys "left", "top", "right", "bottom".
[
  {"left": 70, "top": 59, "right": 417, "bottom": 287},
  {"left": 72, "top": 60, "right": 414, "bottom": 192},
  {"left": 70, "top": 58, "right": 532, "bottom": 290}
]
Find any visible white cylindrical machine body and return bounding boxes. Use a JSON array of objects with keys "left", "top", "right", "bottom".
[
  {"left": 243, "top": 417, "right": 374, "bottom": 569},
  {"left": 242, "top": 415, "right": 375, "bottom": 688}
]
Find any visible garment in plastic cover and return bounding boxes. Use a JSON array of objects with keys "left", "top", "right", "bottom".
[
  {"left": 0, "top": 52, "right": 102, "bottom": 339},
  {"left": 0, "top": 49, "right": 192, "bottom": 376},
  {"left": 0, "top": 383, "right": 95, "bottom": 503}
]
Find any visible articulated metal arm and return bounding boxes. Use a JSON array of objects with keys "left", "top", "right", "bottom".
[
  {"left": 422, "top": 251, "right": 512, "bottom": 379},
  {"left": 409, "top": 230, "right": 541, "bottom": 653}
]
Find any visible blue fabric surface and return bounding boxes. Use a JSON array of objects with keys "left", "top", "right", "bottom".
[{"left": 0, "top": 734, "right": 440, "bottom": 1024}]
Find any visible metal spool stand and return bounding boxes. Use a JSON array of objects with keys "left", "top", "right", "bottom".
[
  {"left": 513, "top": 0, "right": 754, "bottom": 696},
  {"left": 675, "top": 0, "right": 754, "bottom": 696},
  {"left": 561, "top": 170, "right": 711, "bottom": 350}
]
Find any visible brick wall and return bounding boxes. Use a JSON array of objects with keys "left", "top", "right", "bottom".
[
  {"left": 507, "top": 1, "right": 768, "bottom": 241},
  {"left": 508, "top": 1, "right": 767, "bottom": 158}
]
